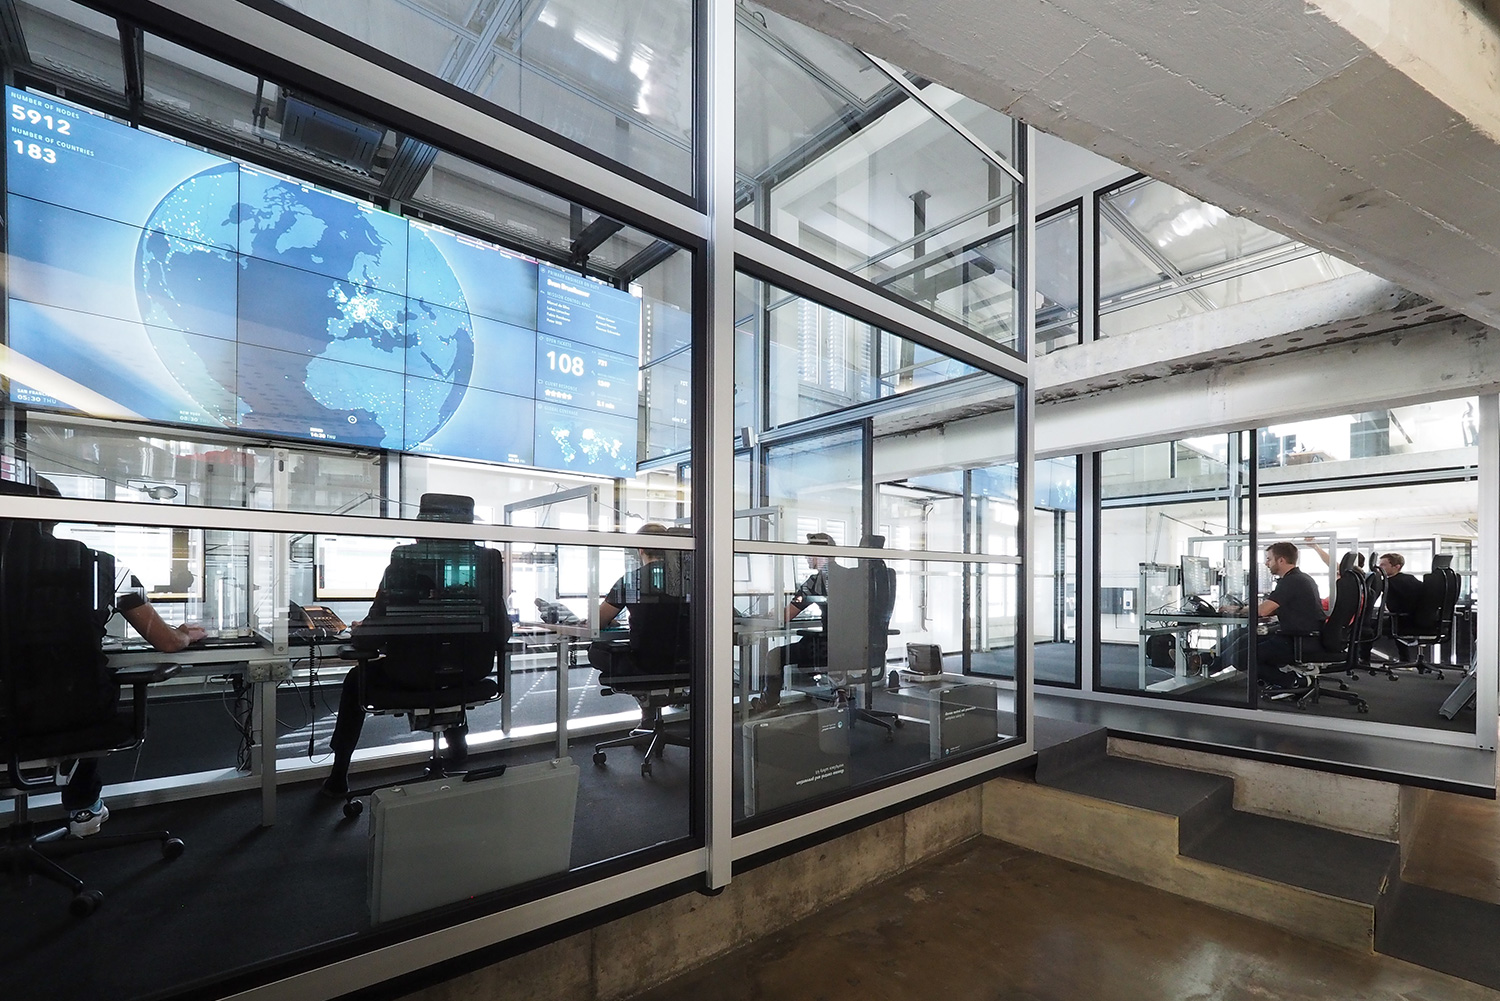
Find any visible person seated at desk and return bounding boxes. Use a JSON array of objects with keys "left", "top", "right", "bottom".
[
  {"left": 753, "top": 532, "right": 834, "bottom": 711},
  {"left": 1215, "top": 541, "right": 1326, "bottom": 689},
  {"left": 1378, "top": 552, "right": 1423, "bottom": 621},
  {"left": 322, "top": 493, "right": 507, "bottom": 798},
  {"left": 31, "top": 477, "right": 207, "bottom": 836},
  {"left": 595, "top": 524, "right": 690, "bottom": 674}
]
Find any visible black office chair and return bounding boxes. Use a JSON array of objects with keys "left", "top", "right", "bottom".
[
  {"left": 1355, "top": 559, "right": 1399, "bottom": 680},
  {"left": 335, "top": 538, "right": 505, "bottom": 818},
  {"left": 592, "top": 550, "right": 692, "bottom": 778},
  {"left": 1386, "top": 562, "right": 1460, "bottom": 680},
  {"left": 0, "top": 511, "right": 184, "bottom": 915},
  {"left": 1261, "top": 558, "right": 1369, "bottom": 713},
  {"left": 817, "top": 536, "right": 903, "bottom": 737}
]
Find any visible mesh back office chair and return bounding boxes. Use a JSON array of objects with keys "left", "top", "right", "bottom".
[
  {"left": 0, "top": 499, "right": 184, "bottom": 915},
  {"left": 592, "top": 549, "right": 692, "bottom": 778},
  {"left": 1387, "top": 560, "right": 1460, "bottom": 681},
  {"left": 335, "top": 538, "right": 505, "bottom": 818},
  {"left": 1261, "top": 557, "right": 1369, "bottom": 713}
]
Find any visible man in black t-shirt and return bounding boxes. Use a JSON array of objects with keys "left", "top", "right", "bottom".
[
  {"left": 1378, "top": 553, "right": 1423, "bottom": 622},
  {"left": 596, "top": 524, "right": 690, "bottom": 677},
  {"left": 1217, "top": 541, "right": 1326, "bottom": 688}
]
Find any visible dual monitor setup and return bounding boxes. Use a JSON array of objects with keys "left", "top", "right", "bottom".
[{"left": 5, "top": 86, "right": 664, "bottom": 477}]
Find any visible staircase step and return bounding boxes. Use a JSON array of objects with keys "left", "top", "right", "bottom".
[
  {"left": 1184, "top": 810, "right": 1399, "bottom": 905},
  {"left": 1042, "top": 756, "right": 1234, "bottom": 844},
  {"left": 1378, "top": 882, "right": 1500, "bottom": 990},
  {"left": 1033, "top": 722, "right": 1106, "bottom": 784}
]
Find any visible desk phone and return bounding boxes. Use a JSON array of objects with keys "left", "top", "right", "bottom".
[{"left": 289, "top": 602, "right": 348, "bottom": 637}]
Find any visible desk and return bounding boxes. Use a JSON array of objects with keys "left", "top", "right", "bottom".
[
  {"left": 109, "top": 643, "right": 291, "bottom": 826},
  {"left": 1138, "top": 613, "right": 1248, "bottom": 693},
  {"left": 517, "top": 621, "right": 600, "bottom": 758}
]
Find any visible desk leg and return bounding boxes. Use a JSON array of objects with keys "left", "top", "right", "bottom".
[
  {"left": 556, "top": 641, "right": 569, "bottom": 760},
  {"left": 501, "top": 652, "right": 512, "bottom": 735},
  {"left": 254, "top": 679, "right": 276, "bottom": 827}
]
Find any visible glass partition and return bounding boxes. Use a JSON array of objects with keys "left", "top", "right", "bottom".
[
  {"left": 5, "top": 515, "right": 693, "bottom": 995},
  {"left": 1097, "top": 433, "right": 1252, "bottom": 707},
  {"left": 1098, "top": 176, "right": 1363, "bottom": 339},
  {"left": 270, "top": 0, "right": 696, "bottom": 193},
  {"left": 733, "top": 272, "right": 1022, "bottom": 827},
  {"left": 1036, "top": 202, "right": 1082, "bottom": 354},
  {"left": 3, "top": 77, "right": 693, "bottom": 528},
  {"left": 1031, "top": 456, "right": 1079, "bottom": 685},
  {"left": 735, "top": 3, "right": 1021, "bottom": 350}
]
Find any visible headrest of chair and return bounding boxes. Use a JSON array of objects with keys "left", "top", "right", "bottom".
[
  {"left": 1338, "top": 551, "right": 1360, "bottom": 573},
  {"left": 858, "top": 534, "right": 886, "bottom": 549},
  {"left": 417, "top": 493, "right": 476, "bottom": 523}
]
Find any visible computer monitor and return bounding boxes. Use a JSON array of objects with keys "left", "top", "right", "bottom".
[{"left": 1180, "top": 554, "right": 1214, "bottom": 598}]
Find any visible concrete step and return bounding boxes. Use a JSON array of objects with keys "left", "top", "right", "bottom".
[
  {"left": 1041, "top": 756, "right": 1235, "bottom": 850},
  {"left": 1183, "top": 810, "right": 1399, "bottom": 906},
  {"left": 1377, "top": 881, "right": 1500, "bottom": 990},
  {"left": 1032, "top": 720, "right": 1107, "bottom": 783}
]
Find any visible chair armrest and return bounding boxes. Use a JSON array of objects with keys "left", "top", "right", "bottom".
[{"left": 338, "top": 645, "right": 381, "bottom": 661}]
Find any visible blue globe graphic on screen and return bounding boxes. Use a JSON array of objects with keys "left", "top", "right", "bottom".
[{"left": 133, "top": 163, "right": 473, "bottom": 448}]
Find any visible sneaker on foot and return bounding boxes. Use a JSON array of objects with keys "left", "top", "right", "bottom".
[{"left": 68, "top": 799, "right": 109, "bottom": 838}]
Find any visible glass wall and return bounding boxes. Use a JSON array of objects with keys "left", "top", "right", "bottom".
[
  {"left": 1097, "top": 176, "right": 1364, "bottom": 338},
  {"left": 0, "top": 5, "right": 1031, "bottom": 1001},
  {"left": 1097, "top": 435, "right": 1253, "bottom": 706},
  {"left": 1036, "top": 202, "right": 1082, "bottom": 354},
  {"left": 735, "top": 3, "right": 1021, "bottom": 351},
  {"left": 733, "top": 276, "right": 1022, "bottom": 826},
  {"left": 269, "top": 0, "right": 696, "bottom": 193},
  {"left": 1032, "top": 456, "right": 1079, "bottom": 685}
]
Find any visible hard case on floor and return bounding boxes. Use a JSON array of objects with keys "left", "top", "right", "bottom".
[{"left": 368, "top": 757, "right": 580, "bottom": 924}]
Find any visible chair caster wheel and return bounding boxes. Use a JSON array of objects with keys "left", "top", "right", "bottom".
[
  {"left": 71, "top": 889, "right": 103, "bottom": 917},
  {"left": 343, "top": 799, "right": 364, "bottom": 819},
  {"left": 1357, "top": 704, "right": 1370, "bottom": 713},
  {"left": 593, "top": 751, "right": 607, "bottom": 766},
  {"left": 162, "top": 837, "right": 185, "bottom": 860},
  {"left": 641, "top": 762, "right": 652, "bottom": 778},
  {"left": 884, "top": 730, "right": 895, "bottom": 742}
]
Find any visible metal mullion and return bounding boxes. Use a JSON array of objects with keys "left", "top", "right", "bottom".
[
  {"left": 1100, "top": 244, "right": 1321, "bottom": 315},
  {"left": 702, "top": 0, "right": 736, "bottom": 891},
  {"left": 861, "top": 51, "right": 1023, "bottom": 185},
  {"left": 115, "top": 0, "right": 706, "bottom": 241},
  {"left": 736, "top": 230, "right": 1027, "bottom": 384},
  {"left": 0, "top": 495, "right": 696, "bottom": 549},
  {"left": 733, "top": 539, "right": 1021, "bottom": 566}
]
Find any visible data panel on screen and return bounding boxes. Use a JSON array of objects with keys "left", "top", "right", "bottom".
[{"left": 4, "top": 87, "right": 642, "bottom": 474}]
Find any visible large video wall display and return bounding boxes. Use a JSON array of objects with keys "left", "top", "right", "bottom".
[{"left": 4, "top": 87, "right": 641, "bottom": 475}]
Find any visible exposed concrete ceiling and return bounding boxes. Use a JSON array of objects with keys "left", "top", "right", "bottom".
[{"left": 757, "top": 0, "right": 1500, "bottom": 331}]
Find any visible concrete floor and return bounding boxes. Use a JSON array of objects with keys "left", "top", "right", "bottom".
[
  {"left": 1406, "top": 791, "right": 1500, "bottom": 907},
  {"left": 630, "top": 838, "right": 1500, "bottom": 1001}
]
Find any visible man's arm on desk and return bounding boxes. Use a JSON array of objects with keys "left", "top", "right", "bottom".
[{"left": 122, "top": 603, "right": 206, "bottom": 653}]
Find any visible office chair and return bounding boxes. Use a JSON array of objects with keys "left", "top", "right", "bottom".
[
  {"left": 818, "top": 536, "right": 902, "bottom": 737},
  {"left": 0, "top": 510, "right": 184, "bottom": 915},
  {"left": 592, "top": 550, "right": 692, "bottom": 778},
  {"left": 1385, "top": 562, "right": 1460, "bottom": 681},
  {"left": 334, "top": 538, "right": 505, "bottom": 819},
  {"left": 1355, "top": 560, "right": 1399, "bottom": 680},
  {"left": 1261, "top": 558, "right": 1369, "bottom": 713}
]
